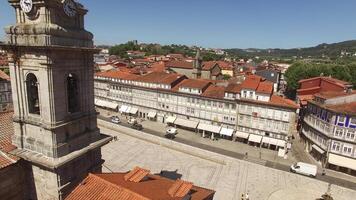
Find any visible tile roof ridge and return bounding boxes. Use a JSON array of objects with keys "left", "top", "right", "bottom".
[{"left": 80, "top": 173, "right": 151, "bottom": 200}]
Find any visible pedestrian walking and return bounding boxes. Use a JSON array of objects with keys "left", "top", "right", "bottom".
[{"left": 245, "top": 192, "right": 249, "bottom": 200}]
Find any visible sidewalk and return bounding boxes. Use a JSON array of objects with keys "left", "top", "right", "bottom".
[
  {"left": 98, "top": 108, "right": 356, "bottom": 185},
  {"left": 98, "top": 108, "right": 296, "bottom": 167}
]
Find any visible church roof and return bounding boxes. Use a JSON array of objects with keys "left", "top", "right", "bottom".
[{"left": 66, "top": 167, "right": 215, "bottom": 200}]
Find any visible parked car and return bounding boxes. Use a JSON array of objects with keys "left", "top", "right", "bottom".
[
  {"left": 111, "top": 116, "right": 121, "bottom": 124},
  {"left": 166, "top": 128, "right": 178, "bottom": 135},
  {"left": 290, "top": 162, "right": 317, "bottom": 178},
  {"left": 128, "top": 118, "right": 137, "bottom": 125},
  {"left": 131, "top": 123, "right": 143, "bottom": 130}
]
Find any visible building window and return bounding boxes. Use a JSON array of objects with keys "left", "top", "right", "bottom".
[
  {"left": 332, "top": 142, "right": 341, "bottom": 152},
  {"left": 334, "top": 128, "right": 344, "bottom": 138},
  {"left": 343, "top": 145, "right": 353, "bottom": 155},
  {"left": 346, "top": 130, "right": 355, "bottom": 140},
  {"left": 67, "top": 73, "right": 80, "bottom": 113},
  {"left": 26, "top": 73, "right": 40, "bottom": 114}
]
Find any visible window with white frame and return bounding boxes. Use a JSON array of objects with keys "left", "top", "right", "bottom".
[
  {"left": 334, "top": 128, "right": 344, "bottom": 138},
  {"left": 345, "top": 130, "right": 355, "bottom": 141},
  {"left": 332, "top": 141, "right": 341, "bottom": 152},
  {"left": 343, "top": 144, "right": 353, "bottom": 155}
]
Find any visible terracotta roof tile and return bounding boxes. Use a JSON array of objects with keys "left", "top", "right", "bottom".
[
  {"left": 202, "top": 85, "right": 225, "bottom": 99},
  {"left": 166, "top": 61, "right": 193, "bottom": 69},
  {"left": 0, "top": 112, "right": 19, "bottom": 169},
  {"left": 256, "top": 81, "right": 273, "bottom": 94},
  {"left": 202, "top": 61, "right": 218, "bottom": 70},
  {"left": 325, "top": 102, "right": 356, "bottom": 115},
  {"left": 95, "top": 70, "right": 139, "bottom": 81},
  {"left": 298, "top": 76, "right": 351, "bottom": 86},
  {"left": 66, "top": 168, "right": 215, "bottom": 200},
  {"left": 177, "top": 79, "right": 212, "bottom": 90},
  {"left": 124, "top": 167, "right": 150, "bottom": 183},
  {"left": 148, "top": 62, "right": 166, "bottom": 72},
  {"left": 225, "top": 83, "right": 242, "bottom": 94},
  {"left": 314, "top": 91, "right": 356, "bottom": 99},
  {"left": 168, "top": 180, "right": 193, "bottom": 198},
  {"left": 135, "top": 72, "right": 186, "bottom": 85}
]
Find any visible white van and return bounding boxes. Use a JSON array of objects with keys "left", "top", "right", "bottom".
[{"left": 290, "top": 162, "right": 317, "bottom": 178}]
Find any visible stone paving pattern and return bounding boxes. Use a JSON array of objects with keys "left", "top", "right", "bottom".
[{"left": 100, "top": 123, "right": 356, "bottom": 200}]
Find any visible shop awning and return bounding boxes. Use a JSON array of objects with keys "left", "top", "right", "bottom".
[
  {"left": 95, "top": 99, "right": 118, "bottom": 110},
  {"left": 94, "top": 99, "right": 106, "bottom": 107},
  {"left": 328, "top": 153, "right": 356, "bottom": 171},
  {"left": 119, "top": 105, "right": 128, "bottom": 113},
  {"left": 174, "top": 118, "right": 199, "bottom": 129},
  {"left": 129, "top": 107, "right": 138, "bottom": 115},
  {"left": 104, "top": 101, "right": 119, "bottom": 110},
  {"left": 166, "top": 116, "right": 176, "bottom": 124},
  {"left": 148, "top": 111, "right": 157, "bottom": 118},
  {"left": 124, "top": 107, "right": 132, "bottom": 113},
  {"left": 220, "top": 128, "right": 234, "bottom": 137},
  {"left": 312, "top": 144, "right": 325, "bottom": 154},
  {"left": 248, "top": 134, "right": 262, "bottom": 143},
  {"left": 262, "top": 137, "right": 279, "bottom": 146},
  {"left": 276, "top": 140, "right": 286, "bottom": 147},
  {"left": 197, "top": 123, "right": 221, "bottom": 133},
  {"left": 235, "top": 131, "right": 249, "bottom": 139}
]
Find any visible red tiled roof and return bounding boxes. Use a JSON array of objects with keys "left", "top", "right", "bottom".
[
  {"left": 270, "top": 95, "right": 299, "bottom": 109},
  {"left": 168, "top": 180, "right": 193, "bottom": 198},
  {"left": 0, "top": 69, "right": 10, "bottom": 81},
  {"left": 0, "top": 112, "right": 16, "bottom": 153},
  {"left": 136, "top": 72, "right": 186, "bottom": 85},
  {"left": 166, "top": 61, "right": 193, "bottom": 69},
  {"left": 256, "top": 81, "right": 273, "bottom": 94},
  {"left": 0, "top": 112, "right": 19, "bottom": 169},
  {"left": 314, "top": 91, "right": 356, "bottom": 99},
  {"left": 201, "top": 61, "right": 218, "bottom": 71},
  {"left": 241, "top": 95, "right": 299, "bottom": 110},
  {"left": 298, "top": 76, "right": 351, "bottom": 86},
  {"left": 225, "top": 83, "right": 242, "bottom": 94},
  {"left": 66, "top": 168, "right": 215, "bottom": 200},
  {"left": 176, "top": 79, "right": 212, "bottom": 90},
  {"left": 149, "top": 62, "right": 166, "bottom": 72},
  {"left": 124, "top": 167, "right": 150, "bottom": 183},
  {"left": 240, "top": 75, "right": 262, "bottom": 90},
  {"left": 202, "top": 85, "right": 225, "bottom": 99},
  {"left": 95, "top": 70, "right": 139, "bottom": 81},
  {"left": 325, "top": 102, "right": 356, "bottom": 115},
  {"left": 216, "top": 61, "right": 234, "bottom": 70}
]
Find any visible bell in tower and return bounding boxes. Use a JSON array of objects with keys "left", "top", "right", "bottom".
[{"left": 1, "top": 0, "right": 111, "bottom": 199}]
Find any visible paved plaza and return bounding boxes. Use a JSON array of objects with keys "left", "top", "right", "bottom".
[{"left": 99, "top": 122, "right": 356, "bottom": 200}]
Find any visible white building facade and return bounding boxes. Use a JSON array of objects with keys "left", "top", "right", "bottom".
[{"left": 94, "top": 71, "right": 298, "bottom": 150}]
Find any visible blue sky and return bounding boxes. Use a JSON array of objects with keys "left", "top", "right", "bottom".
[{"left": 1, "top": 0, "right": 356, "bottom": 49}]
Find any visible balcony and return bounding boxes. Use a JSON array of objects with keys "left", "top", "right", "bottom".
[{"left": 303, "top": 114, "right": 332, "bottom": 136}]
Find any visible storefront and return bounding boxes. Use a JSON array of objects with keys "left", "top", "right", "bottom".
[
  {"left": 235, "top": 131, "right": 249, "bottom": 143},
  {"left": 248, "top": 134, "right": 262, "bottom": 147},
  {"left": 197, "top": 123, "right": 221, "bottom": 139},
  {"left": 174, "top": 118, "right": 199, "bottom": 131}
]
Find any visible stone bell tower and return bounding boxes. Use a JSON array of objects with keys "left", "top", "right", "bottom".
[{"left": 1, "top": 0, "right": 111, "bottom": 199}]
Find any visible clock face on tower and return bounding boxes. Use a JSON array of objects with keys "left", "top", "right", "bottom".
[
  {"left": 63, "top": 0, "right": 77, "bottom": 17},
  {"left": 20, "top": 0, "right": 33, "bottom": 13}
]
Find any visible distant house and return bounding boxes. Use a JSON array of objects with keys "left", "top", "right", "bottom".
[
  {"left": 255, "top": 68, "right": 281, "bottom": 92},
  {"left": 127, "top": 50, "right": 146, "bottom": 58}
]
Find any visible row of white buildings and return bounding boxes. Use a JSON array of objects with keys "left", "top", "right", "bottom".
[
  {"left": 301, "top": 91, "right": 356, "bottom": 175},
  {"left": 94, "top": 70, "right": 299, "bottom": 150}
]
